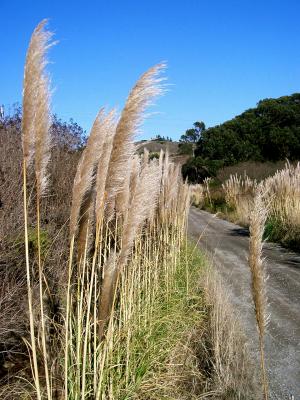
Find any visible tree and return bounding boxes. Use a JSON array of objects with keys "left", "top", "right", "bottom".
[
  {"left": 182, "top": 93, "right": 300, "bottom": 182},
  {"left": 195, "top": 93, "right": 300, "bottom": 164},
  {"left": 153, "top": 134, "right": 173, "bottom": 142},
  {"left": 180, "top": 121, "right": 205, "bottom": 143}
]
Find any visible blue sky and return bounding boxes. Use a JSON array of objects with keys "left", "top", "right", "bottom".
[{"left": 1, "top": 0, "right": 300, "bottom": 140}]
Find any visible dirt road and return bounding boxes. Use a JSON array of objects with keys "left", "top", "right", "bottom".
[{"left": 188, "top": 207, "right": 300, "bottom": 400}]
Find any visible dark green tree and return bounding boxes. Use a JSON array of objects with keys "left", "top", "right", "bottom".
[
  {"left": 180, "top": 121, "right": 205, "bottom": 143},
  {"left": 182, "top": 93, "right": 300, "bottom": 182}
]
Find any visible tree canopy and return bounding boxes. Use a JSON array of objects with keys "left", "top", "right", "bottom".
[
  {"left": 196, "top": 94, "right": 300, "bottom": 164},
  {"left": 183, "top": 93, "right": 300, "bottom": 182},
  {"left": 180, "top": 121, "right": 205, "bottom": 143}
]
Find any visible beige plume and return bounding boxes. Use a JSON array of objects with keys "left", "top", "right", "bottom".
[
  {"left": 105, "top": 63, "right": 166, "bottom": 220},
  {"left": 70, "top": 109, "right": 108, "bottom": 237},
  {"left": 248, "top": 184, "right": 269, "bottom": 400},
  {"left": 22, "top": 19, "right": 54, "bottom": 167}
]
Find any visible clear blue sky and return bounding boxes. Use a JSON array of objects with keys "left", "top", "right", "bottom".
[{"left": 1, "top": 0, "right": 300, "bottom": 140}]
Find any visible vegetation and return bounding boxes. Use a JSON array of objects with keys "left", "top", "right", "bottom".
[
  {"left": 248, "top": 187, "right": 269, "bottom": 400},
  {"left": 152, "top": 134, "right": 173, "bottom": 142},
  {"left": 0, "top": 19, "right": 259, "bottom": 400},
  {"left": 183, "top": 94, "right": 300, "bottom": 182},
  {"left": 191, "top": 162, "right": 300, "bottom": 251},
  {"left": 178, "top": 121, "right": 206, "bottom": 158},
  {"left": 197, "top": 94, "right": 300, "bottom": 164}
]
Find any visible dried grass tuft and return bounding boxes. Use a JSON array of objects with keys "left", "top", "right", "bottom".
[
  {"left": 22, "top": 19, "right": 54, "bottom": 168},
  {"left": 105, "top": 63, "right": 166, "bottom": 220},
  {"left": 249, "top": 184, "right": 269, "bottom": 400}
]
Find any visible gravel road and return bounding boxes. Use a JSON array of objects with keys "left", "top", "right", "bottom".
[{"left": 188, "top": 207, "right": 300, "bottom": 400}]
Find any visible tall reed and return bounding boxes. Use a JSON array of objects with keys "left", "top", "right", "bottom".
[
  {"left": 248, "top": 185, "right": 269, "bottom": 400},
  {"left": 22, "top": 19, "right": 54, "bottom": 400}
]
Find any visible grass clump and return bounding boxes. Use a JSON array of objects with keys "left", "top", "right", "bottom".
[
  {"left": 192, "top": 162, "right": 300, "bottom": 250},
  {"left": 132, "top": 243, "right": 259, "bottom": 400}
]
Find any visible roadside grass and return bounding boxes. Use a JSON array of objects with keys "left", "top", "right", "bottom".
[
  {"left": 191, "top": 161, "right": 300, "bottom": 251},
  {"left": 264, "top": 218, "right": 300, "bottom": 252},
  {"left": 133, "top": 242, "right": 259, "bottom": 400},
  {"left": 134, "top": 241, "right": 206, "bottom": 399}
]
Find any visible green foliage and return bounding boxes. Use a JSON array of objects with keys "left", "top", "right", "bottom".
[
  {"left": 153, "top": 134, "right": 173, "bottom": 142},
  {"left": 15, "top": 227, "right": 50, "bottom": 258},
  {"left": 180, "top": 121, "right": 205, "bottom": 143},
  {"left": 149, "top": 152, "right": 159, "bottom": 160},
  {"left": 106, "top": 243, "right": 206, "bottom": 398},
  {"left": 264, "top": 218, "right": 300, "bottom": 252},
  {"left": 182, "top": 157, "right": 224, "bottom": 183},
  {"left": 195, "top": 93, "right": 300, "bottom": 164},
  {"left": 178, "top": 142, "right": 193, "bottom": 155}
]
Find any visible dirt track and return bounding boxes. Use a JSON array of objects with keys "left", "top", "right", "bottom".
[{"left": 188, "top": 207, "right": 300, "bottom": 400}]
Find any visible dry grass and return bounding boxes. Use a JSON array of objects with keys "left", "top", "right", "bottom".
[
  {"left": 222, "top": 174, "right": 257, "bottom": 225},
  {"left": 263, "top": 162, "right": 300, "bottom": 246},
  {"left": 1, "top": 19, "right": 192, "bottom": 400},
  {"left": 217, "top": 161, "right": 288, "bottom": 183},
  {"left": 143, "top": 249, "right": 259, "bottom": 400},
  {"left": 248, "top": 185, "right": 269, "bottom": 400},
  {"left": 190, "top": 184, "right": 204, "bottom": 208},
  {"left": 199, "top": 267, "right": 259, "bottom": 400},
  {"left": 219, "top": 162, "right": 300, "bottom": 248}
]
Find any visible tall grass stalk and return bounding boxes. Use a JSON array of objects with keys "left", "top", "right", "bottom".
[
  {"left": 22, "top": 19, "right": 55, "bottom": 400},
  {"left": 249, "top": 185, "right": 269, "bottom": 400}
]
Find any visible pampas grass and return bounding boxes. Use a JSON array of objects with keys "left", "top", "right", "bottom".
[
  {"left": 21, "top": 19, "right": 54, "bottom": 400},
  {"left": 249, "top": 185, "right": 269, "bottom": 400},
  {"left": 70, "top": 108, "right": 106, "bottom": 237},
  {"left": 222, "top": 163, "right": 300, "bottom": 247},
  {"left": 105, "top": 63, "right": 166, "bottom": 220},
  {"left": 22, "top": 19, "right": 53, "bottom": 167}
]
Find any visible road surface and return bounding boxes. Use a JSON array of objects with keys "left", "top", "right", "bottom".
[{"left": 188, "top": 207, "right": 300, "bottom": 400}]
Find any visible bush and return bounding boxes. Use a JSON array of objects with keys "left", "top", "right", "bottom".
[
  {"left": 178, "top": 142, "right": 193, "bottom": 155},
  {"left": 182, "top": 157, "right": 224, "bottom": 183},
  {"left": 149, "top": 151, "right": 159, "bottom": 160}
]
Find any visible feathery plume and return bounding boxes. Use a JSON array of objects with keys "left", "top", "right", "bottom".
[
  {"left": 70, "top": 109, "right": 107, "bottom": 237},
  {"left": 98, "top": 159, "right": 160, "bottom": 335},
  {"left": 98, "top": 252, "right": 118, "bottom": 339},
  {"left": 76, "top": 110, "right": 117, "bottom": 259},
  {"left": 129, "top": 155, "right": 141, "bottom": 205},
  {"left": 98, "top": 162, "right": 161, "bottom": 337},
  {"left": 248, "top": 184, "right": 269, "bottom": 400},
  {"left": 115, "top": 157, "right": 132, "bottom": 217},
  {"left": 35, "top": 74, "right": 51, "bottom": 195},
  {"left": 119, "top": 161, "right": 161, "bottom": 264},
  {"left": 105, "top": 63, "right": 166, "bottom": 220},
  {"left": 22, "top": 19, "right": 53, "bottom": 166},
  {"left": 94, "top": 110, "right": 117, "bottom": 224}
]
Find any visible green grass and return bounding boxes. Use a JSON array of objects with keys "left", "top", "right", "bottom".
[
  {"left": 104, "top": 242, "right": 208, "bottom": 399},
  {"left": 264, "top": 217, "right": 300, "bottom": 252}
]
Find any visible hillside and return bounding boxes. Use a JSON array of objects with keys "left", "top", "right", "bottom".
[
  {"left": 136, "top": 139, "right": 179, "bottom": 154},
  {"left": 183, "top": 93, "right": 300, "bottom": 182},
  {"left": 136, "top": 139, "right": 189, "bottom": 165},
  {"left": 196, "top": 93, "right": 300, "bottom": 164}
]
